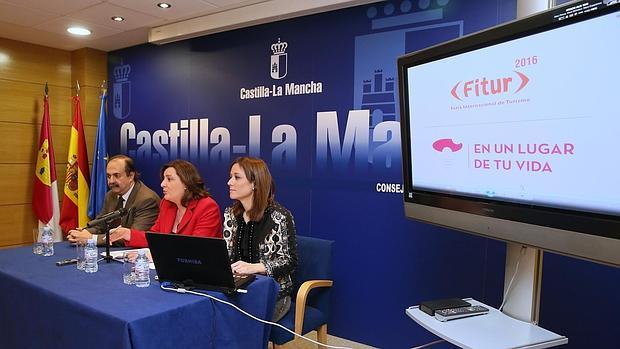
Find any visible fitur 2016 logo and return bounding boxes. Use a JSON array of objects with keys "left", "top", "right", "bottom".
[
  {"left": 450, "top": 71, "right": 530, "bottom": 101},
  {"left": 270, "top": 38, "right": 287, "bottom": 79}
]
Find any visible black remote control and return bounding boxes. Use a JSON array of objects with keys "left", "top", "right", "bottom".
[
  {"left": 434, "top": 305, "right": 489, "bottom": 321},
  {"left": 56, "top": 258, "right": 78, "bottom": 266}
]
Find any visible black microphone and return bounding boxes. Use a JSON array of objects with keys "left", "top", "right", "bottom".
[{"left": 86, "top": 207, "right": 129, "bottom": 228}]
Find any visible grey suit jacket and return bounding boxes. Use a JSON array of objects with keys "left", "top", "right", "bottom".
[{"left": 88, "top": 180, "right": 160, "bottom": 245}]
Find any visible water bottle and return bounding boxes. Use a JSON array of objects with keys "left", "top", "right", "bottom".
[
  {"left": 41, "top": 226, "right": 54, "bottom": 256},
  {"left": 134, "top": 250, "right": 150, "bottom": 288},
  {"left": 84, "top": 238, "right": 98, "bottom": 273}
]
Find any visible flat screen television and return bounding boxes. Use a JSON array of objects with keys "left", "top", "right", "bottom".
[{"left": 398, "top": 0, "right": 620, "bottom": 267}]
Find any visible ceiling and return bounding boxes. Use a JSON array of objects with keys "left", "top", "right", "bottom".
[{"left": 0, "top": 0, "right": 380, "bottom": 52}]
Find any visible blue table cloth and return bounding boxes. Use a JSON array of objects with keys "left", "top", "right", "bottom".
[{"left": 0, "top": 243, "right": 279, "bottom": 349}]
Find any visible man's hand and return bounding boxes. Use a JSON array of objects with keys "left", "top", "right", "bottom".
[
  {"left": 109, "top": 226, "right": 131, "bottom": 243},
  {"left": 125, "top": 249, "right": 152, "bottom": 263},
  {"left": 67, "top": 228, "right": 92, "bottom": 243}
]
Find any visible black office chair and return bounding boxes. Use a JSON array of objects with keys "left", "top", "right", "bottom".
[{"left": 270, "top": 235, "right": 334, "bottom": 348}]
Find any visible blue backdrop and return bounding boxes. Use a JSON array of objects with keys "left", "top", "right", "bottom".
[{"left": 107, "top": 1, "right": 619, "bottom": 348}]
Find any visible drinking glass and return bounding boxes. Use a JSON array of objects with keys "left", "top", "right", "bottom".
[
  {"left": 122, "top": 252, "right": 135, "bottom": 285},
  {"left": 32, "top": 228, "right": 43, "bottom": 255},
  {"left": 76, "top": 240, "right": 86, "bottom": 270}
]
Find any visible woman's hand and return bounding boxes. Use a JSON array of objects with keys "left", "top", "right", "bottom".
[{"left": 231, "top": 261, "right": 266, "bottom": 275}]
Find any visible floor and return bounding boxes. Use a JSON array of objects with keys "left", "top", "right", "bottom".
[{"left": 273, "top": 331, "right": 377, "bottom": 349}]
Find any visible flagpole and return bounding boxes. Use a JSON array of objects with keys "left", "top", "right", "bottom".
[
  {"left": 88, "top": 79, "right": 111, "bottom": 262},
  {"left": 60, "top": 82, "right": 90, "bottom": 234},
  {"left": 100, "top": 79, "right": 111, "bottom": 262},
  {"left": 33, "top": 81, "right": 61, "bottom": 241}
]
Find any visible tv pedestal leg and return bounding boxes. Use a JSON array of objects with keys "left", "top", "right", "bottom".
[
  {"left": 501, "top": 242, "right": 543, "bottom": 323},
  {"left": 500, "top": 0, "right": 549, "bottom": 326}
]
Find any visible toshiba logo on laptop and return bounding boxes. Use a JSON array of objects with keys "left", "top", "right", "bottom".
[{"left": 176, "top": 258, "right": 203, "bottom": 265}]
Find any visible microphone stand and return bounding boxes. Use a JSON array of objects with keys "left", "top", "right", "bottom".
[
  {"left": 87, "top": 207, "right": 128, "bottom": 264},
  {"left": 104, "top": 219, "right": 113, "bottom": 263}
]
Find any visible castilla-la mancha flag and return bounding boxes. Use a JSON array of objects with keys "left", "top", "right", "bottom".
[
  {"left": 32, "top": 91, "right": 62, "bottom": 241},
  {"left": 59, "top": 95, "right": 90, "bottom": 232}
]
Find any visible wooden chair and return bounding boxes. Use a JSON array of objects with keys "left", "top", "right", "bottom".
[{"left": 270, "top": 235, "right": 334, "bottom": 348}]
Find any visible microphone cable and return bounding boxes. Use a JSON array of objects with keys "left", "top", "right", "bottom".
[{"left": 160, "top": 283, "right": 353, "bottom": 349}]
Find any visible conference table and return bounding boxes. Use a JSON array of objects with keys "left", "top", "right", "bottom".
[{"left": 0, "top": 242, "right": 279, "bottom": 349}]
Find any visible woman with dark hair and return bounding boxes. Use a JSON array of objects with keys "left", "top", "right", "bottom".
[
  {"left": 224, "top": 157, "right": 297, "bottom": 321},
  {"left": 110, "top": 160, "right": 222, "bottom": 247}
]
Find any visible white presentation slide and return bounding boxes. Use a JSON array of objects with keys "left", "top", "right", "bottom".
[{"left": 407, "top": 11, "right": 620, "bottom": 215}]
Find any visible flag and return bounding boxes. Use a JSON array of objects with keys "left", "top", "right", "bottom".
[
  {"left": 88, "top": 89, "right": 108, "bottom": 218},
  {"left": 32, "top": 89, "right": 62, "bottom": 241},
  {"left": 59, "top": 95, "right": 90, "bottom": 232}
]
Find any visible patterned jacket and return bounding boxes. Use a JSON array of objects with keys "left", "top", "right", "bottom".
[{"left": 223, "top": 203, "right": 297, "bottom": 299}]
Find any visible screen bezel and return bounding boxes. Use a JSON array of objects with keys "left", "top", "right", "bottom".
[{"left": 397, "top": 1, "right": 620, "bottom": 267}]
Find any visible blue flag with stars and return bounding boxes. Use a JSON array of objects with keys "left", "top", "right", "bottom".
[{"left": 88, "top": 90, "right": 108, "bottom": 218}]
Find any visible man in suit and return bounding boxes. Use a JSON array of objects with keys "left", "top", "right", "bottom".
[{"left": 67, "top": 155, "right": 160, "bottom": 246}]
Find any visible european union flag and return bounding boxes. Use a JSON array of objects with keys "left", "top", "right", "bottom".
[{"left": 88, "top": 90, "right": 108, "bottom": 218}]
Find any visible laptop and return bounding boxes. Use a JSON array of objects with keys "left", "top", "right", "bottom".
[{"left": 146, "top": 232, "right": 255, "bottom": 294}]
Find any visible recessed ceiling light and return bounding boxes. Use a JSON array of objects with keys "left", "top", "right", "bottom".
[
  {"left": 67, "top": 27, "right": 91, "bottom": 36},
  {"left": 0, "top": 52, "right": 9, "bottom": 64},
  {"left": 111, "top": 16, "right": 125, "bottom": 22},
  {"left": 157, "top": 3, "right": 172, "bottom": 9}
]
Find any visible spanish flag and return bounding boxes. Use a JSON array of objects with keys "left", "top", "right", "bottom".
[
  {"left": 32, "top": 88, "right": 62, "bottom": 241},
  {"left": 59, "top": 95, "right": 90, "bottom": 232}
]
